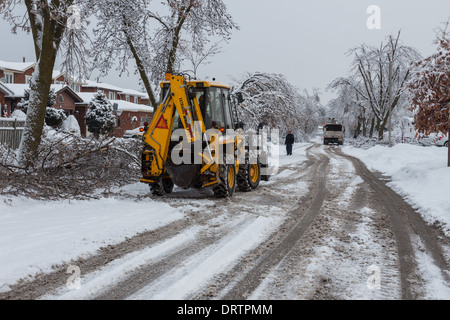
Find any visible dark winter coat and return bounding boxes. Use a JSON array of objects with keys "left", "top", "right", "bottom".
[{"left": 285, "top": 133, "right": 295, "bottom": 145}]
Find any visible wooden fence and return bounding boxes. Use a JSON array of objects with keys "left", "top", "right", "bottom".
[{"left": 0, "top": 118, "right": 25, "bottom": 149}]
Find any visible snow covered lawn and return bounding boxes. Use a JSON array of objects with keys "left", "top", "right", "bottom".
[
  {"left": 0, "top": 183, "right": 183, "bottom": 292},
  {"left": 343, "top": 143, "right": 450, "bottom": 236}
]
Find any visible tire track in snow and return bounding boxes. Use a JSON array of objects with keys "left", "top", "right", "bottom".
[
  {"left": 215, "top": 146, "right": 329, "bottom": 300},
  {"left": 249, "top": 145, "right": 402, "bottom": 299},
  {"left": 332, "top": 147, "right": 450, "bottom": 299}
]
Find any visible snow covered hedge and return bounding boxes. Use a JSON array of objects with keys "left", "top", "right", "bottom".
[{"left": 0, "top": 129, "right": 141, "bottom": 200}]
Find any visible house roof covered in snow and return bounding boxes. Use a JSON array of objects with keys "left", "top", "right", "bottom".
[
  {"left": 82, "top": 80, "right": 149, "bottom": 98},
  {"left": 0, "top": 60, "right": 35, "bottom": 72},
  {"left": 0, "top": 83, "right": 79, "bottom": 99},
  {"left": 110, "top": 100, "right": 153, "bottom": 113},
  {"left": 119, "top": 88, "right": 149, "bottom": 98},
  {"left": 75, "top": 93, "right": 152, "bottom": 112},
  {"left": 82, "top": 80, "right": 124, "bottom": 92},
  {"left": 0, "top": 83, "right": 30, "bottom": 98}
]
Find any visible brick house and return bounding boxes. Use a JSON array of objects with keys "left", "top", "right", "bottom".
[
  {"left": 1, "top": 60, "right": 153, "bottom": 137},
  {"left": 76, "top": 90, "right": 153, "bottom": 137},
  {"left": 0, "top": 59, "right": 35, "bottom": 85}
]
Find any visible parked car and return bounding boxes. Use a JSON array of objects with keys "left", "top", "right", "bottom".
[
  {"left": 123, "top": 126, "right": 144, "bottom": 139},
  {"left": 435, "top": 134, "right": 448, "bottom": 147}
]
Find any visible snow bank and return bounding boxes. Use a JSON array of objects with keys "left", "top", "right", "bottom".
[
  {"left": 11, "top": 110, "right": 26, "bottom": 120},
  {"left": 343, "top": 144, "right": 450, "bottom": 236},
  {"left": 61, "top": 115, "right": 81, "bottom": 136}
]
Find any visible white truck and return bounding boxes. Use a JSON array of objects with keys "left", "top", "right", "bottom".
[{"left": 323, "top": 119, "right": 345, "bottom": 145}]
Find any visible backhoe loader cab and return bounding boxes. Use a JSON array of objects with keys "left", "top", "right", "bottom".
[{"left": 140, "top": 74, "right": 267, "bottom": 198}]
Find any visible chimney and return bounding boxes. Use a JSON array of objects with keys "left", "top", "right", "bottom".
[{"left": 23, "top": 57, "right": 25, "bottom": 63}]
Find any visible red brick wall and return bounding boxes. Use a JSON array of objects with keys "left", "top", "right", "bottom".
[
  {"left": 53, "top": 90, "right": 77, "bottom": 115},
  {"left": 81, "top": 87, "right": 97, "bottom": 93},
  {"left": 52, "top": 75, "right": 66, "bottom": 84},
  {"left": 113, "top": 110, "right": 153, "bottom": 137},
  {"left": 75, "top": 104, "right": 88, "bottom": 137},
  {"left": 81, "top": 87, "right": 118, "bottom": 100},
  {"left": 13, "top": 67, "right": 34, "bottom": 84},
  {"left": 0, "top": 91, "right": 6, "bottom": 116}
]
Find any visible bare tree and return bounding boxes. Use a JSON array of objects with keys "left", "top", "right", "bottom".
[
  {"left": 92, "top": 0, "right": 238, "bottom": 109},
  {"left": 328, "top": 78, "right": 371, "bottom": 137},
  {"left": 179, "top": 40, "right": 222, "bottom": 79},
  {"left": 0, "top": 0, "right": 91, "bottom": 167},
  {"left": 232, "top": 72, "right": 322, "bottom": 140},
  {"left": 335, "top": 32, "right": 421, "bottom": 141}
]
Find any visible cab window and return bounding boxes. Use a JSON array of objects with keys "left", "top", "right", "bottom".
[
  {"left": 221, "top": 88, "right": 233, "bottom": 129},
  {"left": 201, "top": 87, "right": 225, "bottom": 129}
]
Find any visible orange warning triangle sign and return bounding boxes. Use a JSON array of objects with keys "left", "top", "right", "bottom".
[{"left": 156, "top": 115, "right": 169, "bottom": 129}]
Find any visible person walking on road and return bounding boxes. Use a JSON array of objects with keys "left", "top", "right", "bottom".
[{"left": 285, "top": 131, "right": 295, "bottom": 155}]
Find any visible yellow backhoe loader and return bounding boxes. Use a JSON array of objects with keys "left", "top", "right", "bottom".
[{"left": 140, "top": 74, "right": 268, "bottom": 197}]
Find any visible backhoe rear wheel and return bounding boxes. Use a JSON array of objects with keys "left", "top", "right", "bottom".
[
  {"left": 238, "top": 159, "right": 261, "bottom": 191},
  {"left": 213, "top": 158, "right": 236, "bottom": 198}
]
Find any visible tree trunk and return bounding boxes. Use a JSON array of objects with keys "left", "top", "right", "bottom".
[
  {"left": 377, "top": 117, "right": 384, "bottom": 141},
  {"left": 362, "top": 117, "right": 367, "bottom": 137},
  {"left": 18, "top": 1, "right": 68, "bottom": 168},
  {"left": 19, "top": 49, "right": 57, "bottom": 168},
  {"left": 355, "top": 118, "right": 361, "bottom": 137},
  {"left": 166, "top": 4, "right": 193, "bottom": 75},
  {"left": 369, "top": 118, "right": 375, "bottom": 138},
  {"left": 125, "top": 34, "right": 158, "bottom": 109}
]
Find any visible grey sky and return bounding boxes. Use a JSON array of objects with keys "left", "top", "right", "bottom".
[{"left": 1, "top": 0, "right": 449, "bottom": 104}]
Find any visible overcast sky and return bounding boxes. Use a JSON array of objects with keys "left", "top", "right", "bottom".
[{"left": 1, "top": 0, "right": 449, "bottom": 104}]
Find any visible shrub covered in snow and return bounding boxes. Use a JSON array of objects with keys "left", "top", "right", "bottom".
[
  {"left": 45, "top": 107, "right": 67, "bottom": 128},
  {"left": 85, "top": 91, "right": 115, "bottom": 138}
]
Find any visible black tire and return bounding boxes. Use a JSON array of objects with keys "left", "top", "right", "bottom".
[
  {"left": 162, "top": 178, "right": 174, "bottom": 194},
  {"left": 150, "top": 177, "right": 174, "bottom": 196},
  {"left": 150, "top": 181, "right": 164, "bottom": 196},
  {"left": 238, "top": 159, "right": 261, "bottom": 192},
  {"left": 213, "top": 160, "right": 236, "bottom": 198},
  {"left": 445, "top": 141, "right": 448, "bottom": 147}
]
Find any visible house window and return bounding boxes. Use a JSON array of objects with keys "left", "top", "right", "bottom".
[
  {"left": 109, "top": 92, "right": 115, "bottom": 100},
  {"left": 58, "top": 94, "right": 64, "bottom": 103},
  {"left": 134, "top": 96, "right": 138, "bottom": 104},
  {"left": 126, "top": 95, "right": 130, "bottom": 102},
  {"left": 25, "top": 75, "right": 32, "bottom": 84},
  {"left": 4, "top": 72, "right": 13, "bottom": 83}
]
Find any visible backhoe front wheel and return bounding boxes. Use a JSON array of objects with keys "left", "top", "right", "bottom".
[{"left": 213, "top": 160, "right": 236, "bottom": 198}]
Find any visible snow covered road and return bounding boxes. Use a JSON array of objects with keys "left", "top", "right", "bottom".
[{"left": 1, "top": 142, "right": 449, "bottom": 300}]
